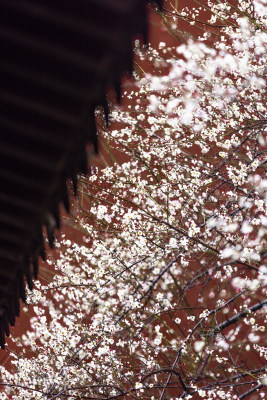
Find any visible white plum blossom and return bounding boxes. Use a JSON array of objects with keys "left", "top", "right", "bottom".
[
  {"left": 1, "top": 1, "right": 267, "bottom": 400},
  {"left": 194, "top": 340, "right": 205, "bottom": 353}
]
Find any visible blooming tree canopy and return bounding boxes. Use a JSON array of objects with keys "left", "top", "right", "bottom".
[{"left": 1, "top": 1, "right": 266, "bottom": 399}]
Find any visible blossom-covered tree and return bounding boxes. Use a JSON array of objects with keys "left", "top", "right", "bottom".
[{"left": 1, "top": 1, "right": 266, "bottom": 399}]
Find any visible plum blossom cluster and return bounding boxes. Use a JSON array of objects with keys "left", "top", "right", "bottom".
[{"left": 0, "top": 1, "right": 266, "bottom": 399}]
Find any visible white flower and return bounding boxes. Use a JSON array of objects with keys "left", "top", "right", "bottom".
[
  {"left": 209, "top": 15, "right": 217, "bottom": 24},
  {"left": 217, "top": 338, "right": 229, "bottom": 351},
  {"left": 96, "top": 205, "right": 108, "bottom": 219},
  {"left": 187, "top": 315, "right": 195, "bottom": 321},
  {"left": 241, "top": 222, "right": 253, "bottom": 234},
  {"left": 248, "top": 333, "right": 260, "bottom": 343},
  {"left": 154, "top": 337, "right": 162, "bottom": 346},
  {"left": 194, "top": 340, "right": 205, "bottom": 353},
  {"left": 169, "top": 238, "right": 178, "bottom": 248},
  {"left": 135, "top": 382, "right": 143, "bottom": 389}
]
